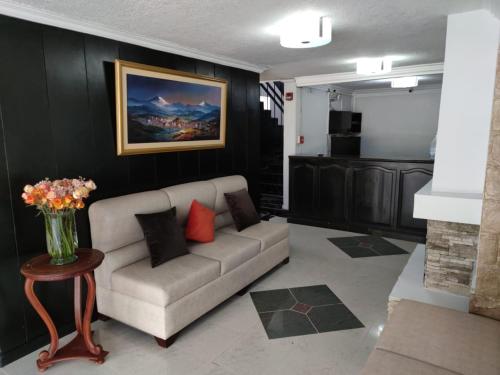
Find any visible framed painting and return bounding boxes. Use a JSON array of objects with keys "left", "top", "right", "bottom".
[{"left": 115, "top": 59, "right": 227, "bottom": 155}]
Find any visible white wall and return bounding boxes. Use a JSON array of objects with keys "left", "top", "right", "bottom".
[
  {"left": 297, "top": 88, "right": 329, "bottom": 155},
  {"left": 353, "top": 88, "right": 441, "bottom": 158},
  {"left": 432, "top": 10, "right": 500, "bottom": 194}
]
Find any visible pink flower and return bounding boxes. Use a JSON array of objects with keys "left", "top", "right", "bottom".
[
  {"left": 84, "top": 180, "right": 96, "bottom": 190},
  {"left": 23, "top": 185, "right": 34, "bottom": 193}
]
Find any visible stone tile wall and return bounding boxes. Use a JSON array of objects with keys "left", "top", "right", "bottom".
[
  {"left": 424, "top": 220, "right": 479, "bottom": 296},
  {"left": 470, "top": 50, "right": 500, "bottom": 320}
]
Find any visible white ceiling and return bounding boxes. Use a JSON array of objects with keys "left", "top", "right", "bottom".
[{"left": 0, "top": 0, "right": 496, "bottom": 80}]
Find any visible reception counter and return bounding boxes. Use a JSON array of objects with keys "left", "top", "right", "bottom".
[{"left": 288, "top": 155, "right": 434, "bottom": 242}]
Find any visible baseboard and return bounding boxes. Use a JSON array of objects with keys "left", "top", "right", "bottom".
[
  {"left": 0, "top": 323, "right": 75, "bottom": 367},
  {"left": 287, "top": 217, "right": 426, "bottom": 243},
  {"left": 0, "top": 313, "right": 99, "bottom": 367}
]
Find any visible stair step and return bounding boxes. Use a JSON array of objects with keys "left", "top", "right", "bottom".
[{"left": 261, "top": 192, "right": 283, "bottom": 199}]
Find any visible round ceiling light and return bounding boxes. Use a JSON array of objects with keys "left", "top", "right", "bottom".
[{"left": 279, "top": 13, "right": 332, "bottom": 49}]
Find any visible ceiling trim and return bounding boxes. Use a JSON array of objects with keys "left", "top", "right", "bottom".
[
  {"left": 0, "top": 1, "right": 268, "bottom": 73},
  {"left": 295, "top": 63, "right": 444, "bottom": 87},
  {"left": 352, "top": 84, "right": 442, "bottom": 97}
]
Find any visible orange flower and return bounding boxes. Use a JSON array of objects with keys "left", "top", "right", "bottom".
[
  {"left": 75, "top": 200, "right": 84, "bottom": 209},
  {"left": 52, "top": 198, "right": 64, "bottom": 210},
  {"left": 64, "top": 195, "right": 73, "bottom": 206},
  {"left": 22, "top": 193, "right": 35, "bottom": 205}
]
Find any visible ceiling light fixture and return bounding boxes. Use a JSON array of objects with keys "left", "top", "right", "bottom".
[
  {"left": 356, "top": 57, "right": 393, "bottom": 75},
  {"left": 279, "top": 12, "right": 332, "bottom": 49},
  {"left": 391, "top": 76, "right": 419, "bottom": 88}
]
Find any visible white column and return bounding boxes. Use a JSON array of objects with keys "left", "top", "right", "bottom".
[
  {"left": 282, "top": 80, "right": 300, "bottom": 210},
  {"left": 432, "top": 10, "right": 500, "bottom": 195}
]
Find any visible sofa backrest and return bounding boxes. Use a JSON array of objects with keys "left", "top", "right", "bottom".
[
  {"left": 88, "top": 175, "right": 248, "bottom": 288},
  {"left": 161, "top": 180, "right": 216, "bottom": 226}
]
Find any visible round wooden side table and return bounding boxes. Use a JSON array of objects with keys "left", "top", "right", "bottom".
[{"left": 21, "top": 248, "right": 108, "bottom": 372}]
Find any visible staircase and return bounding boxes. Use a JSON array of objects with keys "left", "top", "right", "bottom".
[{"left": 259, "top": 82, "right": 286, "bottom": 217}]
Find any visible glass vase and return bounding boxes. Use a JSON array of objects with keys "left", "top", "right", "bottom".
[{"left": 43, "top": 210, "right": 78, "bottom": 265}]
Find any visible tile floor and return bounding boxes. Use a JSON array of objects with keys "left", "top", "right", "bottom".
[{"left": 2, "top": 218, "right": 416, "bottom": 375}]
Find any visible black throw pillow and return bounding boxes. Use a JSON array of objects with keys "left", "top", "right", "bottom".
[
  {"left": 224, "top": 189, "right": 260, "bottom": 232},
  {"left": 135, "top": 207, "right": 188, "bottom": 268}
]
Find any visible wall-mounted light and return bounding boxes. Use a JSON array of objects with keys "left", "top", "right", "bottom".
[
  {"left": 279, "top": 12, "right": 332, "bottom": 49},
  {"left": 356, "top": 57, "right": 392, "bottom": 75},
  {"left": 391, "top": 76, "right": 419, "bottom": 88}
]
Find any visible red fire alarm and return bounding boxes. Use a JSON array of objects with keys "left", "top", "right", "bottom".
[{"left": 285, "top": 92, "right": 294, "bottom": 101}]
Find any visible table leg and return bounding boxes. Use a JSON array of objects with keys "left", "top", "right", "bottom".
[
  {"left": 74, "top": 276, "right": 82, "bottom": 334},
  {"left": 82, "top": 272, "right": 104, "bottom": 358},
  {"left": 24, "top": 278, "right": 58, "bottom": 372}
]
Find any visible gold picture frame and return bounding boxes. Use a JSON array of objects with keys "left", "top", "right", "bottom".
[{"left": 115, "top": 59, "right": 227, "bottom": 156}]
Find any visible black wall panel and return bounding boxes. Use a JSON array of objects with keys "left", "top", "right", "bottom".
[{"left": 0, "top": 14, "right": 260, "bottom": 365}]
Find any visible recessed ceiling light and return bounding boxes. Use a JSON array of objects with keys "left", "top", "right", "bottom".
[
  {"left": 391, "top": 76, "right": 419, "bottom": 88},
  {"left": 356, "top": 57, "right": 393, "bottom": 75},
  {"left": 279, "top": 12, "right": 332, "bottom": 49}
]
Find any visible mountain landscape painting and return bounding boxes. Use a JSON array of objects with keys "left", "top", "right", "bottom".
[
  {"left": 116, "top": 60, "right": 227, "bottom": 155},
  {"left": 127, "top": 74, "right": 222, "bottom": 143}
]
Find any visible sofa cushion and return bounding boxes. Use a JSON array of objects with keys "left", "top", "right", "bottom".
[
  {"left": 377, "top": 299, "right": 500, "bottom": 375},
  {"left": 188, "top": 232, "right": 260, "bottom": 275},
  {"left": 361, "top": 349, "right": 457, "bottom": 375},
  {"left": 220, "top": 221, "right": 289, "bottom": 251},
  {"left": 111, "top": 254, "right": 219, "bottom": 307}
]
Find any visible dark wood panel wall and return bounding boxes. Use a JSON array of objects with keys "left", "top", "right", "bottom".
[{"left": 0, "top": 15, "right": 260, "bottom": 365}]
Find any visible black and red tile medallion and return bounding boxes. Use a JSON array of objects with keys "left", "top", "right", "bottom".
[{"left": 250, "top": 285, "right": 363, "bottom": 339}]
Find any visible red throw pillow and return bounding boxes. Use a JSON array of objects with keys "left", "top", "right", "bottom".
[{"left": 185, "top": 200, "right": 216, "bottom": 243}]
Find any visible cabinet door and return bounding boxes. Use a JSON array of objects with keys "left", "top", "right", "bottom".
[
  {"left": 350, "top": 165, "right": 396, "bottom": 227},
  {"left": 290, "top": 162, "right": 317, "bottom": 218},
  {"left": 318, "top": 163, "right": 347, "bottom": 223},
  {"left": 398, "top": 167, "right": 433, "bottom": 230}
]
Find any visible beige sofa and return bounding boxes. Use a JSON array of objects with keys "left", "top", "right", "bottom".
[
  {"left": 88, "top": 175, "right": 289, "bottom": 346},
  {"left": 361, "top": 299, "right": 500, "bottom": 374}
]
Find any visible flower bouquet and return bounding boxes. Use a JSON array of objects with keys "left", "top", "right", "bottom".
[{"left": 22, "top": 178, "right": 96, "bottom": 265}]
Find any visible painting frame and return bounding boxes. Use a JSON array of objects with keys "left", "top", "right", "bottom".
[{"left": 115, "top": 59, "right": 228, "bottom": 156}]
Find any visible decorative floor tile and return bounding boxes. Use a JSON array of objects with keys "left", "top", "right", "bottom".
[
  {"left": 250, "top": 288, "right": 296, "bottom": 312},
  {"left": 290, "top": 285, "right": 341, "bottom": 306},
  {"left": 328, "top": 236, "right": 407, "bottom": 258},
  {"left": 308, "top": 305, "right": 364, "bottom": 333},
  {"left": 259, "top": 310, "right": 317, "bottom": 339},
  {"left": 250, "top": 285, "right": 364, "bottom": 339}
]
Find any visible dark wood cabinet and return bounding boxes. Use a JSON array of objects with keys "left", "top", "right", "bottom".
[
  {"left": 289, "top": 156, "right": 433, "bottom": 242},
  {"left": 397, "top": 167, "right": 433, "bottom": 231},
  {"left": 318, "top": 163, "right": 348, "bottom": 223},
  {"left": 350, "top": 165, "right": 397, "bottom": 227},
  {"left": 289, "top": 162, "right": 317, "bottom": 218}
]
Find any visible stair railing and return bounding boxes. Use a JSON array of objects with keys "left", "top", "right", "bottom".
[{"left": 260, "top": 81, "right": 284, "bottom": 125}]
